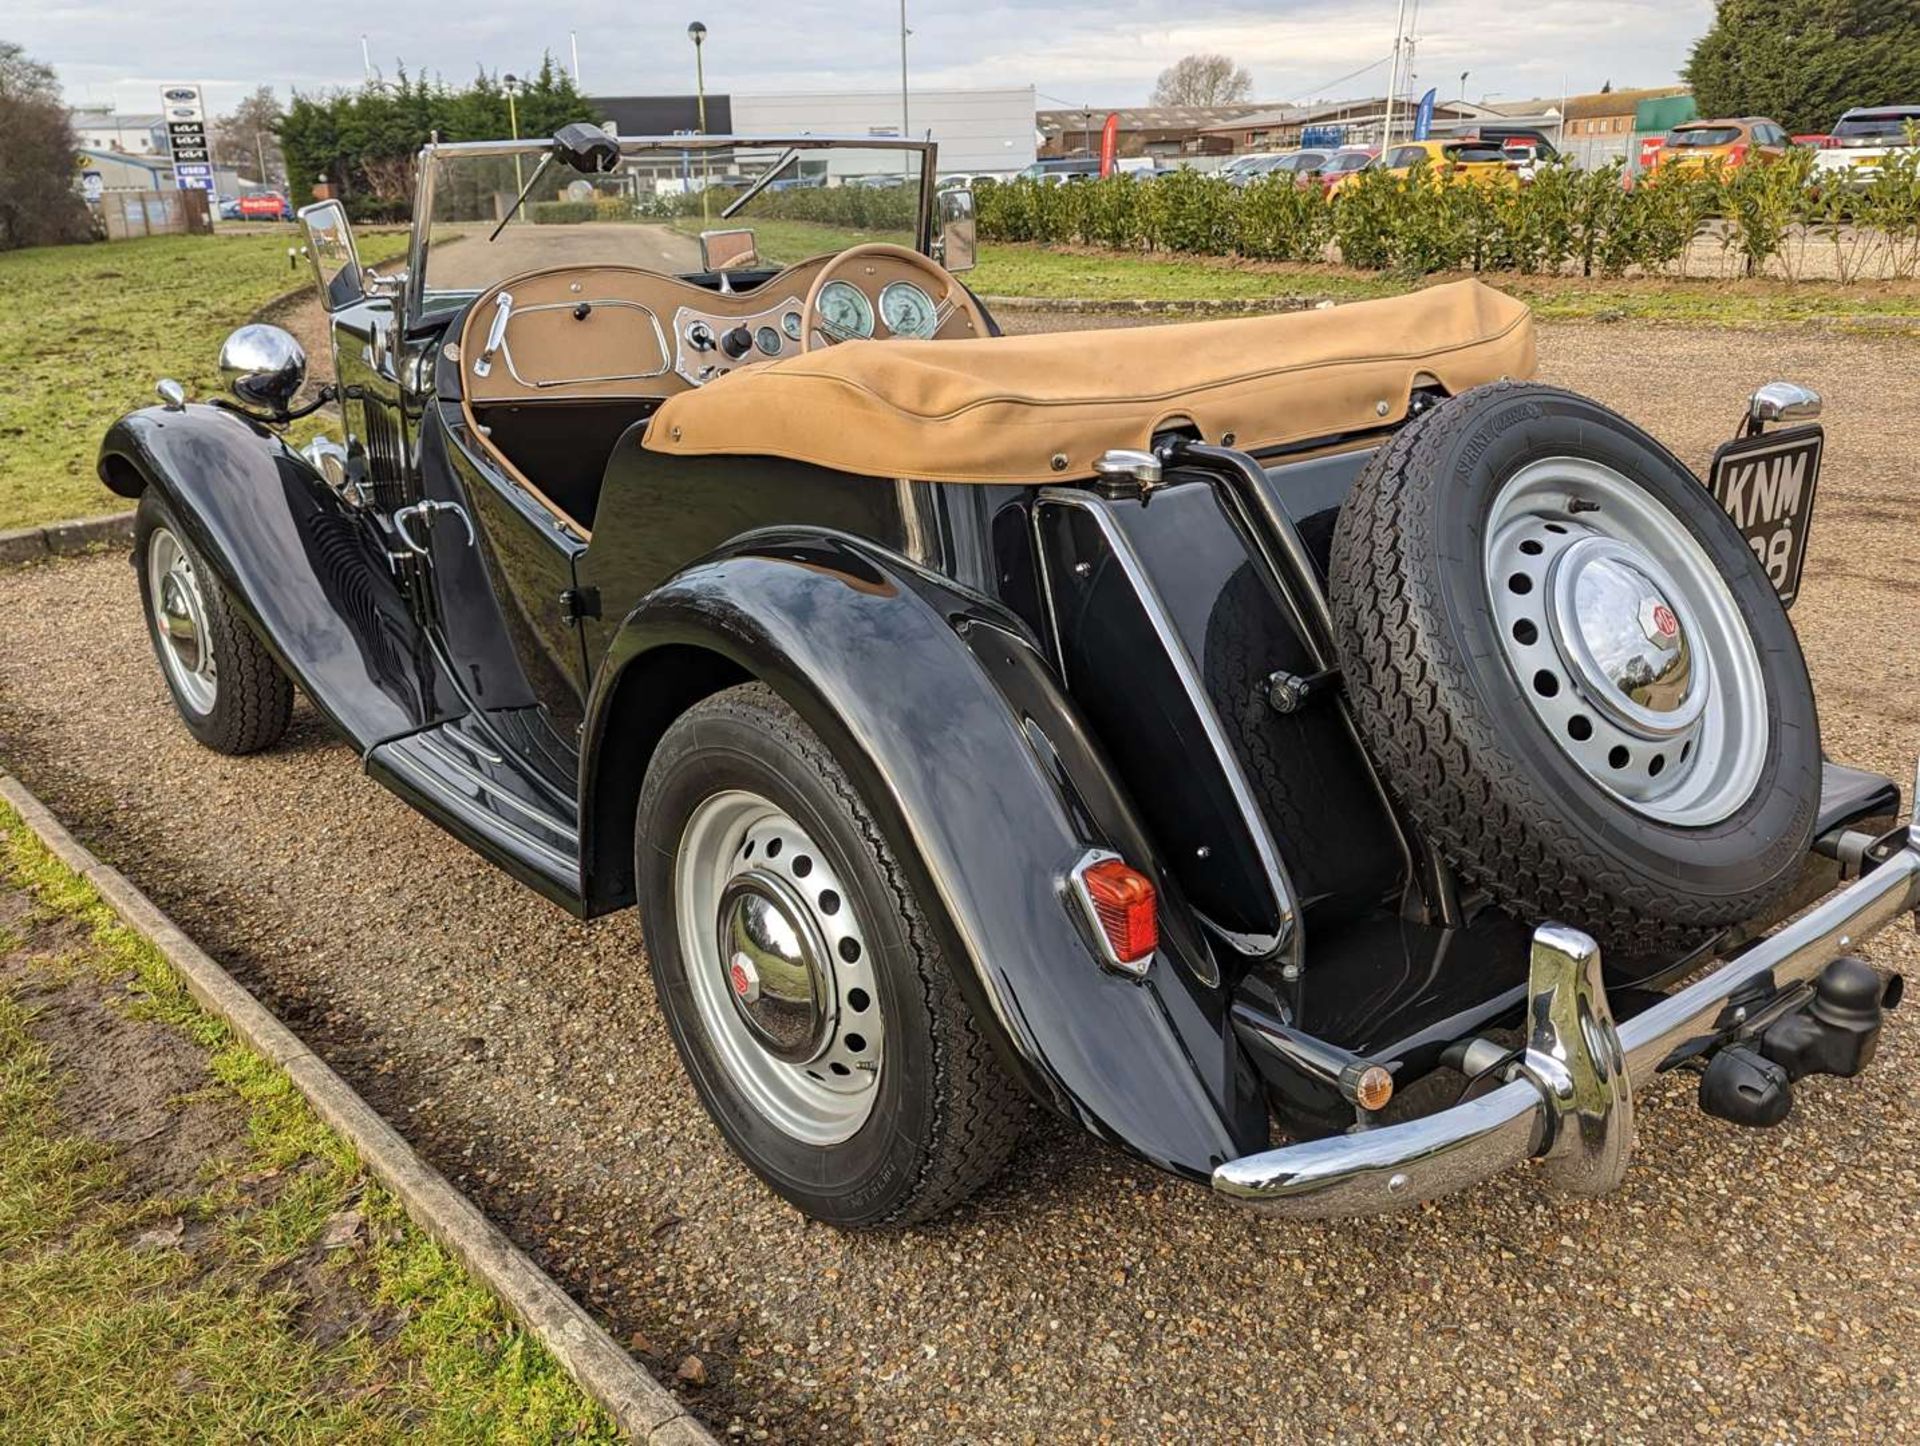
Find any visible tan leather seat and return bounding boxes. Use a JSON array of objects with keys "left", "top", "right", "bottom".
[{"left": 644, "top": 279, "right": 1534, "bottom": 484}]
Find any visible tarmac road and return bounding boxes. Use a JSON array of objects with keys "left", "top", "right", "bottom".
[{"left": 6, "top": 317, "right": 1920, "bottom": 1441}]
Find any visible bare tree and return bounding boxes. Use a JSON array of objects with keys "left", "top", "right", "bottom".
[
  {"left": 214, "top": 85, "right": 285, "bottom": 185},
  {"left": 0, "top": 41, "right": 91, "bottom": 249},
  {"left": 1150, "top": 53, "right": 1254, "bottom": 108}
]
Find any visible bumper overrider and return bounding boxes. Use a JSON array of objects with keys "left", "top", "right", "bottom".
[{"left": 1213, "top": 771, "right": 1920, "bottom": 1218}]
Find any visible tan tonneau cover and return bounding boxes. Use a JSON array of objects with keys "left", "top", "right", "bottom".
[{"left": 644, "top": 279, "right": 1534, "bottom": 484}]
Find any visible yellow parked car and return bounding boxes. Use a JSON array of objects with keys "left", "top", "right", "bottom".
[{"left": 1373, "top": 139, "right": 1523, "bottom": 186}]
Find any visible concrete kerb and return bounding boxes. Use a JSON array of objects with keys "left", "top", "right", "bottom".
[
  {"left": 0, "top": 511, "right": 135, "bottom": 568},
  {"left": 0, "top": 773, "right": 716, "bottom": 1446}
]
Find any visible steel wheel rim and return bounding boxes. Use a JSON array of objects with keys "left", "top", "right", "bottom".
[
  {"left": 1485, "top": 456, "right": 1767, "bottom": 827},
  {"left": 147, "top": 527, "right": 218, "bottom": 716},
  {"left": 675, "top": 790, "right": 881, "bottom": 1145}
]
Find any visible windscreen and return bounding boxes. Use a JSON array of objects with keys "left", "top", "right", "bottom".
[
  {"left": 419, "top": 143, "right": 925, "bottom": 303},
  {"left": 1832, "top": 112, "right": 1920, "bottom": 141},
  {"left": 1667, "top": 126, "right": 1743, "bottom": 147}
]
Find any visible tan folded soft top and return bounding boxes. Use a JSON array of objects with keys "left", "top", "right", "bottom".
[{"left": 642, "top": 279, "right": 1535, "bottom": 485}]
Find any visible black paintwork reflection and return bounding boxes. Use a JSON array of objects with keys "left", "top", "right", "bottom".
[
  {"left": 1036, "top": 498, "right": 1281, "bottom": 947},
  {"left": 1110, "top": 482, "right": 1403, "bottom": 926},
  {"left": 582, "top": 530, "right": 1263, "bottom": 1175},
  {"left": 430, "top": 400, "right": 587, "bottom": 736},
  {"left": 1288, "top": 907, "right": 1534, "bottom": 1069},
  {"left": 100, "top": 406, "right": 451, "bottom": 748},
  {"left": 577, "top": 438, "right": 907, "bottom": 667}
]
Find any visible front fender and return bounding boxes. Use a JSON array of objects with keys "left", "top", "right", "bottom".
[
  {"left": 98, "top": 404, "right": 448, "bottom": 749},
  {"left": 581, "top": 530, "right": 1266, "bottom": 1180}
]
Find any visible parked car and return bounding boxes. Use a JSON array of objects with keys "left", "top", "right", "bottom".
[
  {"left": 1653, "top": 117, "right": 1791, "bottom": 173},
  {"left": 236, "top": 190, "right": 293, "bottom": 221},
  {"left": 1374, "top": 139, "right": 1524, "bottom": 186},
  {"left": 1315, "top": 148, "right": 1378, "bottom": 193},
  {"left": 216, "top": 196, "right": 243, "bottom": 221},
  {"left": 1813, "top": 106, "right": 1920, "bottom": 185},
  {"left": 101, "top": 123, "right": 1918, "bottom": 1230},
  {"left": 1229, "top": 150, "right": 1330, "bottom": 187},
  {"left": 1019, "top": 156, "right": 1099, "bottom": 185}
]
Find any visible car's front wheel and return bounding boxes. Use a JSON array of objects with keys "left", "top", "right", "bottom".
[
  {"left": 135, "top": 492, "right": 293, "bottom": 755},
  {"left": 635, "top": 683, "right": 1026, "bottom": 1227}
]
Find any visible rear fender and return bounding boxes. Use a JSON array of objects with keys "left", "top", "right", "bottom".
[
  {"left": 580, "top": 529, "right": 1267, "bottom": 1178},
  {"left": 98, "top": 404, "right": 450, "bottom": 749}
]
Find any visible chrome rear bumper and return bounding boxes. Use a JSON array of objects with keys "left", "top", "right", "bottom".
[{"left": 1213, "top": 817, "right": 1920, "bottom": 1218}]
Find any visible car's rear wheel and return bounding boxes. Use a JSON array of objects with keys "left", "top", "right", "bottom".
[
  {"left": 135, "top": 492, "right": 293, "bottom": 756},
  {"left": 1329, "top": 381, "right": 1821, "bottom": 954},
  {"left": 635, "top": 682, "right": 1026, "bottom": 1227}
]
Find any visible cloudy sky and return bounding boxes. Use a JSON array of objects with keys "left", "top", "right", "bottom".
[{"left": 26, "top": 0, "right": 1716, "bottom": 119}]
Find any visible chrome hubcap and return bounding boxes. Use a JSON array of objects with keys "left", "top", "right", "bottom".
[
  {"left": 147, "top": 528, "right": 217, "bottom": 715},
  {"left": 676, "top": 792, "right": 880, "bottom": 1144},
  {"left": 1486, "top": 457, "right": 1767, "bottom": 826},
  {"left": 716, "top": 872, "right": 833, "bottom": 1063}
]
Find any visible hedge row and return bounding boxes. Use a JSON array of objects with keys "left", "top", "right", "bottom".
[{"left": 973, "top": 147, "right": 1920, "bottom": 279}]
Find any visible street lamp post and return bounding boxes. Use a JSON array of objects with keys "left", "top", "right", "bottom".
[
  {"left": 688, "top": 21, "right": 710, "bottom": 225},
  {"left": 503, "top": 73, "right": 524, "bottom": 199},
  {"left": 899, "top": 0, "right": 910, "bottom": 141}
]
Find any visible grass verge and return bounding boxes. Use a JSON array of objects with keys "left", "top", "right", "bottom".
[
  {"left": 967, "top": 243, "right": 1920, "bottom": 328},
  {"left": 0, "top": 800, "right": 616, "bottom": 1443},
  {"left": 0, "top": 231, "right": 406, "bottom": 533}
]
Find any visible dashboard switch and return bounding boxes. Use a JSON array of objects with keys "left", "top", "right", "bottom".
[
  {"left": 719, "top": 324, "right": 755, "bottom": 360},
  {"left": 686, "top": 321, "right": 716, "bottom": 351}
]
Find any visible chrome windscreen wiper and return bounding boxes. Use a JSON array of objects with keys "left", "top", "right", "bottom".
[
  {"left": 721, "top": 148, "right": 801, "bottom": 220},
  {"left": 488, "top": 153, "right": 558, "bottom": 242}
]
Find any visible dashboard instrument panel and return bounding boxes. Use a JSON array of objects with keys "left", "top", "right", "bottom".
[{"left": 458, "top": 254, "right": 986, "bottom": 407}]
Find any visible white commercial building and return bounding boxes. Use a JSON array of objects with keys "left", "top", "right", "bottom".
[
  {"left": 70, "top": 107, "right": 166, "bottom": 154},
  {"left": 729, "top": 88, "right": 1035, "bottom": 178}
]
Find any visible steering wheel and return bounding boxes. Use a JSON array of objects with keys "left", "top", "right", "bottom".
[{"left": 799, "top": 243, "right": 983, "bottom": 353}]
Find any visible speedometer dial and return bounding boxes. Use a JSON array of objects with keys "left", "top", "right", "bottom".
[
  {"left": 879, "top": 281, "right": 938, "bottom": 339},
  {"left": 816, "top": 281, "right": 875, "bottom": 341}
]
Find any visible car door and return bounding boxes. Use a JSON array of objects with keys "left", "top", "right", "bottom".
[{"left": 417, "top": 389, "right": 592, "bottom": 748}]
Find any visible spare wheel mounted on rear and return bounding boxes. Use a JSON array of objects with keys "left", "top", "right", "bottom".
[{"left": 1330, "top": 381, "right": 1821, "bottom": 953}]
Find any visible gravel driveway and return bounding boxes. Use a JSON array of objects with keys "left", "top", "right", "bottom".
[{"left": 6, "top": 319, "right": 1920, "bottom": 1441}]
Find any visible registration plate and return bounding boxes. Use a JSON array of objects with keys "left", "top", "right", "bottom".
[{"left": 1707, "top": 424, "right": 1823, "bottom": 607}]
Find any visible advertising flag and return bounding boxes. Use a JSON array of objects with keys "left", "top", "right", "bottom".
[{"left": 1413, "top": 88, "right": 1437, "bottom": 141}]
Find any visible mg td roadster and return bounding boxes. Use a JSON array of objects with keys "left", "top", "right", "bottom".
[{"left": 100, "top": 125, "right": 1916, "bottom": 1226}]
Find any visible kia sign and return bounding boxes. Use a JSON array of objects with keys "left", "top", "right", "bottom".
[{"left": 160, "top": 82, "right": 215, "bottom": 192}]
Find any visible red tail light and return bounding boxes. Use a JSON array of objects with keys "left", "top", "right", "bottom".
[{"left": 1073, "top": 855, "right": 1158, "bottom": 973}]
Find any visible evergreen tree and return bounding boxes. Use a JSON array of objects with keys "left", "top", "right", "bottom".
[{"left": 1685, "top": 0, "right": 1920, "bottom": 135}]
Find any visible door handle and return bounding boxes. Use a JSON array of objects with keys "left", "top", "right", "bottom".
[{"left": 393, "top": 500, "right": 476, "bottom": 556}]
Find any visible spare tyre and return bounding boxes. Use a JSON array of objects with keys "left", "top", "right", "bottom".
[{"left": 1328, "top": 380, "right": 1821, "bottom": 954}]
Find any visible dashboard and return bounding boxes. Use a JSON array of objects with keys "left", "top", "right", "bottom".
[{"left": 458, "top": 256, "right": 984, "bottom": 407}]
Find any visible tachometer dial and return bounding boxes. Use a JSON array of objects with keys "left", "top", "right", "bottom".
[
  {"left": 879, "top": 281, "right": 938, "bottom": 339},
  {"left": 816, "top": 281, "right": 875, "bottom": 341}
]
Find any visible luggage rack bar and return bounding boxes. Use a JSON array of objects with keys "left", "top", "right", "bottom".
[{"left": 1212, "top": 758, "right": 1920, "bottom": 1217}]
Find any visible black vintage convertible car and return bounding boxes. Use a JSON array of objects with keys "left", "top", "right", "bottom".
[{"left": 100, "top": 126, "right": 1918, "bottom": 1227}]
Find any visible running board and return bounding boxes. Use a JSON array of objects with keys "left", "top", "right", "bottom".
[{"left": 367, "top": 714, "right": 585, "bottom": 914}]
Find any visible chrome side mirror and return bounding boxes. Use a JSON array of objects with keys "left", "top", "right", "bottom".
[
  {"left": 936, "top": 186, "right": 977, "bottom": 273},
  {"left": 1749, "top": 381, "right": 1822, "bottom": 428},
  {"left": 299, "top": 199, "right": 364, "bottom": 312},
  {"left": 219, "top": 323, "right": 308, "bottom": 415}
]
